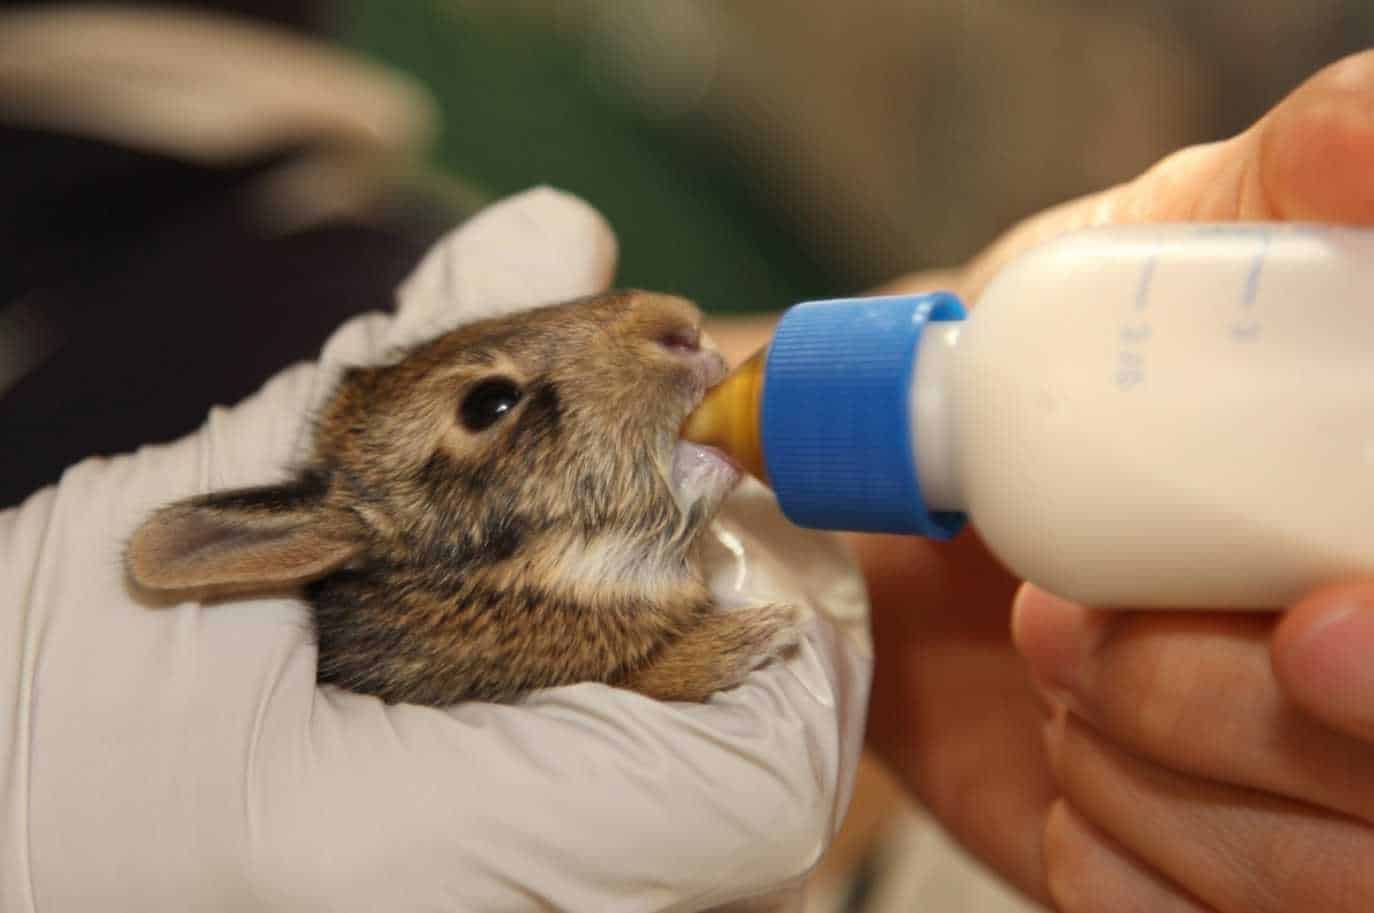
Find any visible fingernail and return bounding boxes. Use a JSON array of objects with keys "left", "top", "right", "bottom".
[
  {"left": 1012, "top": 584, "right": 1108, "bottom": 695},
  {"left": 1282, "top": 596, "right": 1374, "bottom": 709}
]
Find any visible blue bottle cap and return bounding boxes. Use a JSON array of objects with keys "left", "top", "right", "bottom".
[{"left": 761, "top": 293, "right": 969, "bottom": 539}]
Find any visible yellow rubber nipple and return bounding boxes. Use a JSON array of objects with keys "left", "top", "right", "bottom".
[{"left": 681, "top": 347, "right": 769, "bottom": 482}]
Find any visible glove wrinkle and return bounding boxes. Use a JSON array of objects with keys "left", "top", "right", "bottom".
[{"left": 1, "top": 490, "right": 58, "bottom": 913}]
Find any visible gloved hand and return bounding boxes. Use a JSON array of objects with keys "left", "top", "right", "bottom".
[{"left": 0, "top": 187, "right": 871, "bottom": 913}]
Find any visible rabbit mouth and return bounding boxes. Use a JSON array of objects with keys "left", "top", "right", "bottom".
[
  {"left": 669, "top": 440, "right": 742, "bottom": 515},
  {"left": 663, "top": 339, "right": 737, "bottom": 515}
]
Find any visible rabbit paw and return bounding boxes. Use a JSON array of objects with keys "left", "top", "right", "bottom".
[{"left": 625, "top": 602, "right": 804, "bottom": 702}]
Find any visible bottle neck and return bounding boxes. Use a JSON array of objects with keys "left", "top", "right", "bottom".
[
  {"left": 911, "top": 320, "right": 965, "bottom": 512},
  {"left": 749, "top": 292, "right": 969, "bottom": 539}
]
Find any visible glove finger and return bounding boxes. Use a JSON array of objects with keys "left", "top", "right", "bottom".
[
  {"left": 289, "top": 187, "right": 619, "bottom": 474},
  {"left": 387, "top": 185, "right": 619, "bottom": 349},
  {"left": 119, "top": 188, "right": 619, "bottom": 498}
]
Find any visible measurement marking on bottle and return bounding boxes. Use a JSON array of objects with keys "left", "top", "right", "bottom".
[
  {"left": 1116, "top": 245, "right": 1158, "bottom": 391},
  {"left": 1134, "top": 250, "right": 1157, "bottom": 312},
  {"left": 1231, "top": 232, "right": 1269, "bottom": 342}
]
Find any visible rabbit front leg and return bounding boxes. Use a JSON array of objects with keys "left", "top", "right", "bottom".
[{"left": 624, "top": 603, "right": 803, "bottom": 702}]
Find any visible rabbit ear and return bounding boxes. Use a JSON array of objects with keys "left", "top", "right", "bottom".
[{"left": 126, "top": 475, "right": 366, "bottom": 593}]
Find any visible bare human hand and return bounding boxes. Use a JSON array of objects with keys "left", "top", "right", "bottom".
[{"left": 865, "top": 50, "right": 1374, "bottom": 911}]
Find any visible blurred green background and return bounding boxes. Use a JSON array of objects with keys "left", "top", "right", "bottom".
[
  {"left": 337, "top": 1, "right": 838, "bottom": 313},
  {"left": 333, "top": 0, "right": 1374, "bottom": 315}
]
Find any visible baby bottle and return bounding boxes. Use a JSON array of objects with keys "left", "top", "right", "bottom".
[{"left": 684, "top": 224, "right": 1374, "bottom": 608}]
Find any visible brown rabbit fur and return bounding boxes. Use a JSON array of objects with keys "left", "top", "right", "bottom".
[{"left": 126, "top": 291, "right": 800, "bottom": 704}]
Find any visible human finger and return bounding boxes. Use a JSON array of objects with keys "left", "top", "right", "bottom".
[
  {"left": 1043, "top": 798, "right": 1213, "bottom": 913},
  {"left": 1014, "top": 585, "right": 1374, "bottom": 825},
  {"left": 147, "top": 186, "right": 622, "bottom": 496},
  {"left": 879, "top": 50, "right": 1374, "bottom": 302},
  {"left": 1273, "top": 583, "right": 1374, "bottom": 744},
  {"left": 1044, "top": 709, "right": 1374, "bottom": 913}
]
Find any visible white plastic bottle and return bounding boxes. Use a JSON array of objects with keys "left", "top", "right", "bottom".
[{"left": 683, "top": 223, "right": 1374, "bottom": 609}]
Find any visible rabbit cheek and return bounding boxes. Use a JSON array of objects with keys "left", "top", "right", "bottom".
[{"left": 543, "top": 531, "right": 679, "bottom": 604}]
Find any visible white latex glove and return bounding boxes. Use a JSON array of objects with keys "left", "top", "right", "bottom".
[{"left": 0, "top": 187, "right": 873, "bottom": 913}]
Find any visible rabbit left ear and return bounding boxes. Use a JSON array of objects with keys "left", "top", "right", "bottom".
[{"left": 126, "top": 478, "right": 366, "bottom": 593}]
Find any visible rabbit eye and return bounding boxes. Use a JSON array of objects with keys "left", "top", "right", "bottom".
[{"left": 460, "top": 377, "right": 524, "bottom": 432}]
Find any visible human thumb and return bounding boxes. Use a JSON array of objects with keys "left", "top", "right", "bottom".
[
  {"left": 1273, "top": 583, "right": 1374, "bottom": 743},
  {"left": 953, "top": 49, "right": 1374, "bottom": 298}
]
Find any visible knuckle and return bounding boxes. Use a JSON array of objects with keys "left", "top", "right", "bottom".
[
  {"left": 1042, "top": 801, "right": 1099, "bottom": 913},
  {"left": 1089, "top": 617, "right": 1237, "bottom": 765},
  {"left": 1046, "top": 714, "right": 1103, "bottom": 804}
]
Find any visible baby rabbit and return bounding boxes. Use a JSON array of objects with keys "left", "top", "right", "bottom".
[{"left": 126, "top": 291, "right": 800, "bottom": 704}]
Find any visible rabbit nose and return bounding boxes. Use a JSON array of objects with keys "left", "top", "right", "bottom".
[
  {"left": 657, "top": 324, "right": 701, "bottom": 353},
  {"left": 626, "top": 292, "right": 706, "bottom": 354},
  {"left": 627, "top": 293, "right": 727, "bottom": 387}
]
